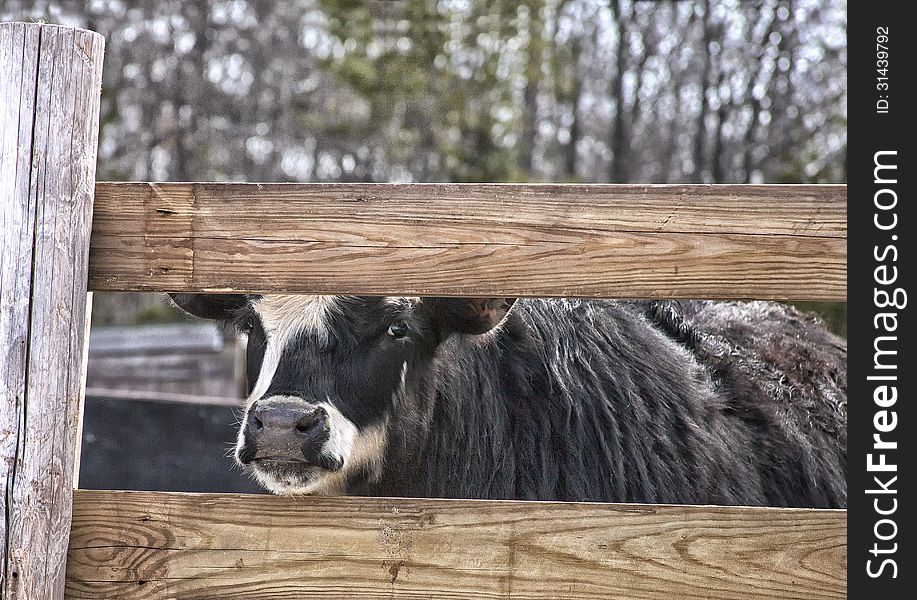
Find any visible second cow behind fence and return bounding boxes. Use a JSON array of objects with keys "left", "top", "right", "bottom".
[{"left": 169, "top": 294, "right": 847, "bottom": 508}]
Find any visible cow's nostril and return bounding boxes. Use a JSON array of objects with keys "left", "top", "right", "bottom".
[{"left": 295, "top": 408, "right": 324, "bottom": 435}]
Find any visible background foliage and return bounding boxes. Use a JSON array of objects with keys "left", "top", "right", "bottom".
[{"left": 3, "top": 0, "right": 847, "bottom": 334}]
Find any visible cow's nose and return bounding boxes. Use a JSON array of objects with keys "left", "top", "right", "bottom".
[
  {"left": 241, "top": 399, "right": 330, "bottom": 464},
  {"left": 249, "top": 401, "right": 326, "bottom": 436}
]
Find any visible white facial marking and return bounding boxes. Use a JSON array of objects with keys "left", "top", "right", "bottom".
[
  {"left": 383, "top": 296, "right": 420, "bottom": 309},
  {"left": 255, "top": 295, "right": 339, "bottom": 342},
  {"left": 294, "top": 414, "right": 388, "bottom": 496},
  {"left": 245, "top": 295, "right": 340, "bottom": 404},
  {"left": 317, "top": 400, "right": 358, "bottom": 465},
  {"left": 392, "top": 361, "right": 409, "bottom": 410}
]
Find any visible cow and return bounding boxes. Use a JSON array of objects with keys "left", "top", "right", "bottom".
[{"left": 169, "top": 294, "right": 847, "bottom": 508}]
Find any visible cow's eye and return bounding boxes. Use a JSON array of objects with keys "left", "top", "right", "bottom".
[{"left": 387, "top": 321, "right": 408, "bottom": 339}]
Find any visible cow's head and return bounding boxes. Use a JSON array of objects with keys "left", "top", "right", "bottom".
[{"left": 169, "top": 294, "right": 515, "bottom": 495}]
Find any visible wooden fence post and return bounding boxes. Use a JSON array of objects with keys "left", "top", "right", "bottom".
[{"left": 0, "top": 22, "right": 104, "bottom": 600}]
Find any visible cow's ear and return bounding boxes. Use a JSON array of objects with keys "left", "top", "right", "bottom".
[
  {"left": 424, "top": 297, "right": 516, "bottom": 335},
  {"left": 167, "top": 293, "right": 248, "bottom": 320}
]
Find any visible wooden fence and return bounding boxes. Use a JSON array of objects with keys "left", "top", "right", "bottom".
[
  {"left": 66, "top": 491, "right": 845, "bottom": 600},
  {"left": 88, "top": 181, "right": 845, "bottom": 300},
  {"left": 86, "top": 322, "right": 244, "bottom": 403},
  {"left": 0, "top": 22, "right": 846, "bottom": 600}
]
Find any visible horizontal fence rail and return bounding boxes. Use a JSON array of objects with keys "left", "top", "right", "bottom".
[
  {"left": 66, "top": 490, "right": 846, "bottom": 600},
  {"left": 87, "top": 183, "right": 846, "bottom": 300},
  {"left": 84, "top": 387, "right": 242, "bottom": 407}
]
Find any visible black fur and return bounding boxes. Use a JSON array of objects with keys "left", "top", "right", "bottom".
[
  {"left": 175, "top": 294, "right": 847, "bottom": 507},
  {"left": 371, "top": 299, "right": 846, "bottom": 507}
]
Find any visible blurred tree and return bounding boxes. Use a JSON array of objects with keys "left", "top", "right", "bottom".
[
  {"left": 1, "top": 0, "right": 846, "bottom": 184},
  {"left": 1, "top": 0, "right": 847, "bottom": 333}
]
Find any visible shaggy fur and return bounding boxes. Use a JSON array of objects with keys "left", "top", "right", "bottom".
[
  {"left": 171, "top": 294, "right": 847, "bottom": 507},
  {"left": 364, "top": 299, "right": 846, "bottom": 507}
]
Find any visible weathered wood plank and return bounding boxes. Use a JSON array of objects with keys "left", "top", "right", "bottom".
[
  {"left": 88, "top": 322, "right": 225, "bottom": 356},
  {"left": 87, "top": 183, "right": 846, "bottom": 300},
  {"left": 0, "top": 22, "right": 104, "bottom": 600},
  {"left": 84, "top": 387, "right": 242, "bottom": 407},
  {"left": 85, "top": 323, "right": 244, "bottom": 400},
  {"left": 66, "top": 490, "right": 846, "bottom": 600}
]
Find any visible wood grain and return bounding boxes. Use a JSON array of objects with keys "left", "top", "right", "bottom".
[
  {"left": 0, "top": 22, "right": 104, "bottom": 600},
  {"left": 87, "top": 182, "right": 846, "bottom": 300},
  {"left": 66, "top": 490, "right": 846, "bottom": 600}
]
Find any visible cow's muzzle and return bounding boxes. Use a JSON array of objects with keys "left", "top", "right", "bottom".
[{"left": 237, "top": 397, "right": 341, "bottom": 471}]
